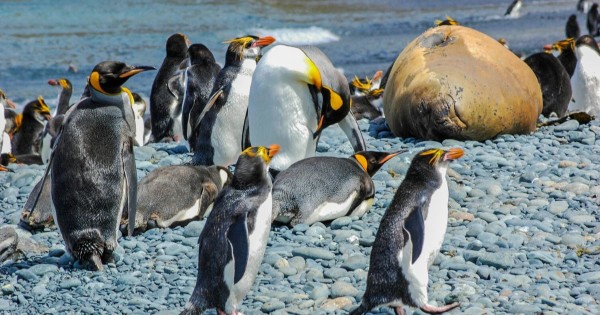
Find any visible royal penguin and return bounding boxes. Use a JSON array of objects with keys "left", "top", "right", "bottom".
[
  {"left": 11, "top": 96, "right": 52, "bottom": 155},
  {"left": 350, "top": 148, "right": 464, "bottom": 315},
  {"left": 434, "top": 16, "right": 460, "bottom": 26},
  {"left": 349, "top": 72, "right": 385, "bottom": 120},
  {"left": 566, "top": 15, "right": 581, "bottom": 39},
  {"left": 182, "top": 43, "right": 221, "bottom": 150},
  {"left": 50, "top": 61, "right": 155, "bottom": 270},
  {"left": 570, "top": 35, "right": 600, "bottom": 115},
  {"left": 124, "top": 165, "right": 232, "bottom": 233},
  {"left": 191, "top": 35, "right": 275, "bottom": 167},
  {"left": 247, "top": 45, "right": 366, "bottom": 174},
  {"left": 272, "top": 150, "right": 403, "bottom": 226},
  {"left": 131, "top": 92, "right": 147, "bottom": 146},
  {"left": 588, "top": 3, "right": 599, "bottom": 36},
  {"left": 550, "top": 38, "right": 577, "bottom": 78},
  {"left": 504, "top": 0, "right": 522, "bottom": 18},
  {"left": 150, "top": 33, "right": 190, "bottom": 142},
  {"left": 181, "top": 145, "right": 279, "bottom": 315},
  {"left": 524, "top": 52, "right": 572, "bottom": 117},
  {"left": 41, "top": 78, "right": 73, "bottom": 164}
]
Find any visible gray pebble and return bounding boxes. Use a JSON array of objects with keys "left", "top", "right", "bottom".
[
  {"left": 59, "top": 278, "right": 82, "bottom": 289},
  {"left": 291, "top": 247, "right": 335, "bottom": 260},
  {"left": 331, "top": 280, "right": 359, "bottom": 298},
  {"left": 330, "top": 217, "right": 352, "bottom": 230}
]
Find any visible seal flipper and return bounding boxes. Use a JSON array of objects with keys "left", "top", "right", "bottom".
[
  {"left": 123, "top": 138, "right": 137, "bottom": 237},
  {"left": 403, "top": 205, "right": 425, "bottom": 264},
  {"left": 338, "top": 113, "right": 366, "bottom": 152},
  {"left": 227, "top": 213, "right": 249, "bottom": 283}
]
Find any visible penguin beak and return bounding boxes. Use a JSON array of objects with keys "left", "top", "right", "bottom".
[
  {"left": 0, "top": 165, "right": 10, "bottom": 172},
  {"left": 443, "top": 148, "right": 464, "bottom": 161},
  {"left": 543, "top": 44, "right": 553, "bottom": 52},
  {"left": 48, "top": 79, "right": 58, "bottom": 86},
  {"left": 119, "top": 66, "right": 157, "bottom": 79},
  {"left": 378, "top": 149, "right": 407, "bottom": 164},
  {"left": 5, "top": 99, "right": 17, "bottom": 109},
  {"left": 267, "top": 144, "right": 280, "bottom": 158},
  {"left": 313, "top": 115, "right": 325, "bottom": 139},
  {"left": 252, "top": 36, "right": 276, "bottom": 48}
]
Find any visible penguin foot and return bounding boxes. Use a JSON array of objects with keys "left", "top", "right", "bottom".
[
  {"left": 217, "top": 309, "right": 226, "bottom": 315},
  {"left": 419, "top": 302, "right": 459, "bottom": 314},
  {"left": 394, "top": 306, "right": 406, "bottom": 315}
]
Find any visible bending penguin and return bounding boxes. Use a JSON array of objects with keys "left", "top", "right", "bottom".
[
  {"left": 150, "top": 33, "right": 190, "bottom": 142},
  {"left": 50, "top": 61, "right": 155, "bottom": 270},
  {"left": 11, "top": 96, "right": 52, "bottom": 155},
  {"left": 350, "top": 148, "right": 464, "bottom": 315},
  {"left": 247, "top": 45, "right": 366, "bottom": 174},
  {"left": 181, "top": 145, "right": 279, "bottom": 315},
  {"left": 570, "top": 35, "right": 600, "bottom": 115},
  {"left": 191, "top": 35, "right": 275, "bottom": 166},
  {"left": 124, "top": 164, "right": 232, "bottom": 233},
  {"left": 272, "top": 150, "right": 404, "bottom": 226},
  {"left": 182, "top": 43, "right": 221, "bottom": 150}
]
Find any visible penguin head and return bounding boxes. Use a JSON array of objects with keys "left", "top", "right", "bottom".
[
  {"left": 551, "top": 38, "right": 575, "bottom": 53},
  {"left": 232, "top": 144, "right": 280, "bottom": 188},
  {"left": 575, "top": 35, "right": 600, "bottom": 58},
  {"left": 0, "top": 90, "right": 16, "bottom": 110},
  {"left": 0, "top": 153, "right": 17, "bottom": 166},
  {"left": 88, "top": 61, "right": 156, "bottom": 95},
  {"left": 166, "top": 33, "right": 190, "bottom": 58},
  {"left": 410, "top": 148, "right": 464, "bottom": 178},
  {"left": 48, "top": 78, "right": 73, "bottom": 92},
  {"left": 224, "top": 35, "right": 276, "bottom": 65},
  {"left": 434, "top": 16, "right": 460, "bottom": 26},
  {"left": 23, "top": 96, "right": 52, "bottom": 123},
  {"left": 313, "top": 70, "right": 352, "bottom": 138},
  {"left": 131, "top": 92, "right": 147, "bottom": 117},
  {"left": 351, "top": 150, "right": 406, "bottom": 177},
  {"left": 188, "top": 43, "right": 217, "bottom": 66}
]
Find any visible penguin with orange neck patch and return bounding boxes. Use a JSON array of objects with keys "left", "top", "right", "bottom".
[
  {"left": 50, "top": 61, "right": 155, "bottom": 270},
  {"left": 272, "top": 150, "right": 404, "bottom": 226}
]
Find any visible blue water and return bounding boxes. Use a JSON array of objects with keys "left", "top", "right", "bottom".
[{"left": 0, "top": 0, "right": 581, "bottom": 110}]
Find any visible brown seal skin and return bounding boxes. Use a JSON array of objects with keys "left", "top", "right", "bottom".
[{"left": 383, "top": 25, "right": 542, "bottom": 141}]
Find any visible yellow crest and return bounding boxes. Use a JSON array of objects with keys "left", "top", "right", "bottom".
[
  {"left": 224, "top": 36, "right": 255, "bottom": 60},
  {"left": 351, "top": 76, "right": 372, "bottom": 92},
  {"left": 419, "top": 149, "right": 445, "bottom": 165},
  {"left": 435, "top": 16, "right": 459, "bottom": 26},
  {"left": 36, "top": 96, "right": 51, "bottom": 113},
  {"left": 368, "top": 88, "right": 384, "bottom": 98},
  {"left": 553, "top": 38, "right": 575, "bottom": 52}
]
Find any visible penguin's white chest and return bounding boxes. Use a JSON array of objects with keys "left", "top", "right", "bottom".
[
  {"left": 301, "top": 191, "right": 361, "bottom": 225},
  {"left": 570, "top": 47, "right": 600, "bottom": 115},
  {"left": 212, "top": 61, "right": 256, "bottom": 166},
  {"left": 1, "top": 132, "right": 10, "bottom": 154},
  {"left": 134, "top": 113, "right": 145, "bottom": 146}
]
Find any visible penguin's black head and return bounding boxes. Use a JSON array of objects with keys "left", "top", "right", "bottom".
[
  {"left": 89, "top": 61, "right": 156, "bottom": 95},
  {"left": 351, "top": 150, "right": 406, "bottom": 177},
  {"left": 550, "top": 38, "right": 575, "bottom": 53},
  {"left": 409, "top": 148, "right": 464, "bottom": 177},
  {"left": 224, "top": 35, "right": 276, "bottom": 65},
  {"left": 568, "top": 14, "right": 577, "bottom": 22},
  {"left": 48, "top": 78, "right": 73, "bottom": 92},
  {"left": 575, "top": 35, "right": 600, "bottom": 54},
  {"left": 232, "top": 144, "right": 279, "bottom": 189},
  {"left": 313, "top": 71, "right": 352, "bottom": 139},
  {"left": 435, "top": 16, "right": 460, "bottom": 26},
  {"left": 188, "top": 43, "right": 216, "bottom": 66},
  {"left": 166, "top": 33, "right": 190, "bottom": 58},
  {"left": 23, "top": 96, "right": 52, "bottom": 123},
  {"left": 1, "top": 153, "right": 17, "bottom": 166}
]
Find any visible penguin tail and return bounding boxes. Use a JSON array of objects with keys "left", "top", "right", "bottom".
[
  {"left": 70, "top": 229, "right": 105, "bottom": 271},
  {"left": 348, "top": 303, "right": 370, "bottom": 315},
  {"left": 179, "top": 301, "right": 205, "bottom": 315}
]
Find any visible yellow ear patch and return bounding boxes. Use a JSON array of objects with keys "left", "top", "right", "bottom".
[
  {"left": 419, "top": 149, "right": 444, "bottom": 165},
  {"left": 305, "top": 57, "right": 322, "bottom": 90},
  {"left": 89, "top": 71, "right": 108, "bottom": 94},
  {"left": 354, "top": 154, "right": 368, "bottom": 172},
  {"left": 326, "top": 87, "right": 343, "bottom": 111}
]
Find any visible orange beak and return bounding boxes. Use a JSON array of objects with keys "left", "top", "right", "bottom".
[
  {"left": 253, "top": 36, "right": 276, "bottom": 48},
  {"left": 444, "top": 148, "right": 464, "bottom": 161},
  {"left": 267, "top": 144, "right": 280, "bottom": 158}
]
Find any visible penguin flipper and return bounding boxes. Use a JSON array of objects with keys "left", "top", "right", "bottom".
[
  {"left": 191, "top": 88, "right": 224, "bottom": 136},
  {"left": 167, "top": 72, "right": 185, "bottom": 99},
  {"left": 403, "top": 206, "right": 425, "bottom": 264},
  {"left": 226, "top": 213, "right": 249, "bottom": 283},
  {"left": 241, "top": 109, "right": 251, "bottom": 151},
  {"left": 123, "top": 138, "right": 137, "bottom": 237},
  {"left": 338, "top": 113, "right": 366, "bottom": 152}
]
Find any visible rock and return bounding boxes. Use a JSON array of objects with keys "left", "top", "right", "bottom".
[
  {"left": 15, "top": 270, "right": 38, "bottom": 282},
  {"left": 341, "top": 255, "right": 368, "bottom": 271},
  {"left": 548, "top": 201, "right": 569, "bottom": 214},
  {"left": 261, "top": 300, "right": 286, "bottom": 312},
  {"left": 331, "top": 280, "right": 359, "bottom": 298},
  {"left": 554, "top": 119, "right": 579, "bottom": 131},
  {"left": 324, "top": 267, "right": 348, "bottom": 279},
  {"left": 183, "top": 220, "right": 205, "bottom": 237},
  {"left": 28, "top": 264, "right": 59, "bottom": 276},
  {"left": 133, "top": 146, "right": 157, "bottom": 161},
  {"left": 320, "top": 297, "right": 353, "bottom": 312},
  {"left": 307, "top": 283, "right": 330, "bottom": 300},
  {"left": 291, "top": 247, "right": 335, "bottom": 260},
  {"left": 577, "top": 271, "right": 600, "bottom": 283},
  {"left": 463, "top": 250, "right": 515, "bottom": 269},
  {"left": 59, "top": 278, "right": 82, "bottom": 289},
  {"left": 330, "top": 217, "right": 352, "bottom": 230}
]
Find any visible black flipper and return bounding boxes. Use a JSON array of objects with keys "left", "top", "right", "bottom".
[
  {"left": 241, "top": 109, "right": 251, "bottom": 151},
  {"left": 191, "top": 88, "right": 223, "bottom": 136},
  {"left": 167, "top": 72, "right": 185, "bottom": 99},
  {"left": 227, "top": 213, "right": 249, "bottom": 283},
  {"left": 404, "top": 206, "right": 425, "bottom": 264},
  {"left": 123, "top": 138, "right": 137, "bottom": 237}
]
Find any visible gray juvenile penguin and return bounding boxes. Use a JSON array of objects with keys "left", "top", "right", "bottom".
[
  {"left": 350, "top": 148, "right": 464, "bottom": 315},
  {"left": 50, "top": 61, "right": 155, "bottom": 270}
]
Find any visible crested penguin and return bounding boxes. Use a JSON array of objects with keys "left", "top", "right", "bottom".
[
  {"left": 434, "top": 16, "right": 460, "bottom": 26},
  {"left": 524, "top": 52, "right": 572, "bottom": 117},
  {"left": 132, "top": 92, "right": 147, "bottom": 146},
  {"left": 2, "top": 107, "right": 19, "bottom": 155},
  {"left": 350, "top": 71, "right": 385, "bottom": 120},
  {"left": 41, "top": 78, "right": 73, "bottom": 164},
  {"left": 247, "top": 45, "right": 366, "bottom": 173},
  {"left": 150, "top": 33, "right": 190, "bottom": 142},
  {"left": 551, "top": 38, "right": 577, "bottom": 78},
  {"left": 570, "top": 35, "right": 600, "bottom": 115},
  {"left": 182, "top": 43, "right": 221, "bottom": 150},
  {"left": 181, "top": 145, "right": 279, "bottom": 315},
  {"left": 350, "top": 148, "right": 464, "bottom": 315},
  {"left": 566, "top": 14, "right": 581, "bottom": 39},
  {"left": 125, "top": 164, "right": 232, "bottom": 233},
  {"left": 191, "top": 35, "right": 275, "bottom": 167},
  {"left": 50, "top": 61, "right": 155, "bottom": 270},
  {"left": 588, "top": 3, "right": 599, "bottom": 36},
  {"left": 11, "top": 96, "right": 52, "bottom": 155},
  {"left": 504, "top": 0, "right": 522, "bottom": 18},
  {"left": 272, "top": 150, "right": 403, "bottom": 226}
]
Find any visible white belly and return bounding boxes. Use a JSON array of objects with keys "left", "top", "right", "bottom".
[
  {"left": 570, "top": 49, "right": 600, "bottom": 115},
  {"left": 303, "top": 191, "right": 358, "bottom": 225},
  {"left": 349, "top": 197, "right": 374, "bottom": 218},
  {"left": 134, "top": 113, "right": 145, "bottom": 146},
  {"left": 159, "top": 198, "right": 201, "bottom": 227},
  {"left": 1, "top": 132, "right": 11, "bottom": 154}
]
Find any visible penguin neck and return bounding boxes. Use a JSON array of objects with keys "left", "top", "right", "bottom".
[
  {"left": 89, "top": 87, "right": 131, "bottom": 107},
  {"left": 56, "top": 89, "right": 73, "bottom": 115}
]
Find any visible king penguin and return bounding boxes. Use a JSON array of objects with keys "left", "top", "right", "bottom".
[
  {"left": 566, "top": 14, "right": 581, "bottom": 39},
  {"left": 11, "top": 96, "right": 52, "bottom": 156},
  {"left": 272, "top": 150, "right": 404, "bottom": 226},
  {"left": 524, "top": 52, "right": 572, "bottom": 117},
  {"left": 570, "top": 35, "right": 600, "bottom": 115},
  {"left": 181, "top": 43, "right": 221, "bottom": 150},
  {"left": 350, "top": 148, "right": 464, "bottom": 315},
  {"left": 50, "top": 61, "right": 155, "bottom": 270},
  {"left": 191, "top": 35, "right": 275, "bottom": 167},
  {"left": 181, "top": 145, "right": 279, "bottom": 315},
  {"left": 125, "top": 164, "right": 232, "bottom": 233},
  {"left": 246, "top": 45, "right": 366, "bottom": 174},
  {"left": 41, "top": 78, "right": 73, "bottom": 164},
  {"left": 150, "top": 33, "right": 190, "bottom": 142}
]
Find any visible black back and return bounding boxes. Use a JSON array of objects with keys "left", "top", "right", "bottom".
[
  {"left": 588, "top": 4, "right": 599, "bottom": 36},
  {"left": 524, "top": 53, "right": 572, "bottom": 117},
  {"left": 557, "top": 45, "right": 577, "bottom": 77}
]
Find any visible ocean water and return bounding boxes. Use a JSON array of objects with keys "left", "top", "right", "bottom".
[{"left": 0, "top": 0, "right": 581, "bottom": 111}]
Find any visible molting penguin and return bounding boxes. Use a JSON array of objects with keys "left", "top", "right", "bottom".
[
  {"left": 132, "top": 92, "right": 147, "bottom": 146},
  {"left": 247, "top": 45, "right": 366, "bottom": 174},
  {"left": 50, "top": 61, "right": 155, "bottom": 270},
  {"left": 350, "top": 72, "right": 385, "bottom": 120},
  {"left": 191, "top": 35, "right": 275, "bottom": 167},
  {"left": 181, "top": 145, "right": 279, "bottom": 315},
  {"left": 524, "top": 52, "right": 572, "bottom": 117},
  {"left": 551, "top": 38, "right": 577, "bottom": 78},
  {"left": 11, "top": 96, "right": 52, "bottom": 155},
  {"left": 570, "top": 35, "right": 600, "bottom": 115},
  {"left": 504, "top": 0, "right": 522, "bottom": 18},
  {"left": 588, "top": 3, "right": 599, "bottom": 36},
  {"left": 350, "top": 148, "right": 464, "bottom": 315},
  {"left": 124, "top": 165, "right": 232, "bottom": 233},
  {"left": 566, "top": 14, "right": 581, "bottom": 39},
  {"left": 182, "top": 43, "right": 221, "bottom": 150},
  {"left": 41, "top": 78, "right": 73, "bottom": 164},
  {"left": 150, "top": 33, "right": 190, "bottom": 142},
  {"left": 272, "top": 150, "right": 403, "bottom": 226}
]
